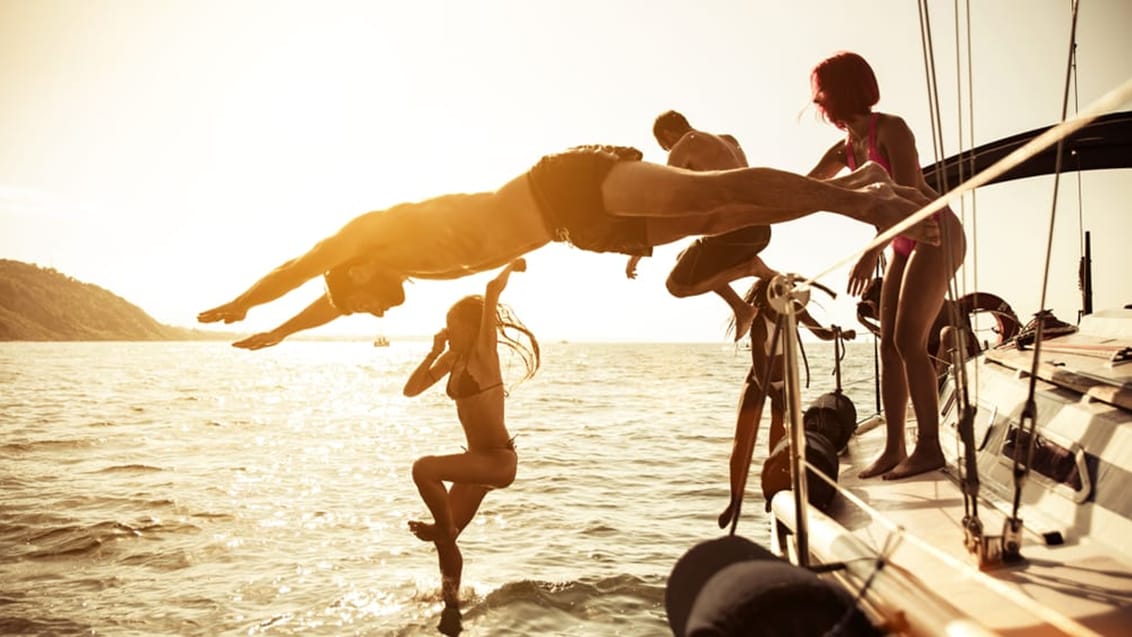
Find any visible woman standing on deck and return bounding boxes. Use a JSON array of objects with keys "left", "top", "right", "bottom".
[
  {"left": 401, "top": 258, "right": 539, "bottom": 616},
  {"left": 808, "top": 51, "right": 967, "bottom": 480}
]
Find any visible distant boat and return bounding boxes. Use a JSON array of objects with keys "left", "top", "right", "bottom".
[{"left": 373, "top": 335, "right": 390, "bottom": 347}]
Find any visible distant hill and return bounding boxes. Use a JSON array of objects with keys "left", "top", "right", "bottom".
[{"left": 0, "top": 259, "right": 222, "bottom": 341}]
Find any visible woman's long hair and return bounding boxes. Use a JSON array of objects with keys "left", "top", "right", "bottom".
[{"left": 449, "top": 295, "right": 541, "bottom": 390}]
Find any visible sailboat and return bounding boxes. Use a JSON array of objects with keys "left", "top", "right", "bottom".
[
  {"left": 664, "top": 7, "right": 1132, "bottom": 636},
  {"left": 760, "top": 109, "right": 1132, "bottom": 637}
]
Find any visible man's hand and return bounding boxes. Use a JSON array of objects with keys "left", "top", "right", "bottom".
[
  {"left": 198, "top": 301, "right": 247, "bottom": 324},
  {"left": 487, "top": 258, "right": 525, "bottom": 295},
  {"left": 232, "top": 331, "right": 284, "bottom": 350}
]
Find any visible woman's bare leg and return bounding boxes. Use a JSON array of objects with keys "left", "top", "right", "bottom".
[
  {"left": 720, "top": 380, "right": 768, "bottom": 529},
  {"left": 408, "top": 483, "right": 491, "bottom": 542},
  {"left": 884, "top": 214, "right": 967, "bottom": 480},
  {"left": 410, "top": 451, "right": 507, "bottom": 608},
  {"left": 858, "top": 255, "right": 911, "bottom": 479},
  {"left": 424, "top": 484, "right": 490, "bottom": 608},
  {"left": 410, "top": 450, "right": 515, "bottom": 540}
]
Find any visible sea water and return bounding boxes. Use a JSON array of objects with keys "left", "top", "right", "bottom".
[{"left": 0, "top": 340, "right": 882, "bottom": 636}]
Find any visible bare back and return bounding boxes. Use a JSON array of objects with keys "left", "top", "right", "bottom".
[
  {"left": 667, "top": 131, "right": 749, "bottom": 170},
  {"left": 348, "top": 176, "right": 552, "bottom": 279}
]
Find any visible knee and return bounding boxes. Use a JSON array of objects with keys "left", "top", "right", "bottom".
[
  {"left": 411, "top": 456, "right": 437, "bottom": 485},
  {"left": 937, "top": 325, "right": 971, "bottom": 356},
  {"left": 878, "top": 336, "right": 902, "bottom": 362},
  {"left": 892, "top": 329, "right": 926, "bottom": 361}
]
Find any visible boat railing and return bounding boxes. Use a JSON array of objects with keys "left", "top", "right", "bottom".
[{"left": 769, "top": 273, "right": 1104, "bottom": 637}]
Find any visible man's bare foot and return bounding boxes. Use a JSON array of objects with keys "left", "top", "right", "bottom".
[
  {"left": 865, "top": 183, "right": 941, "bottom": 246},
  {"left": 883, "top": 447, "right": 945, "bottom": 480},
  {"left": 734, "top": 303, "right": 756, "bottom": 342},
  {"left": 858, "top": 450, "right": 906, "bottom": 479},
  {"left": 831, "top": 161, "right": 890, "bottom": 189}
]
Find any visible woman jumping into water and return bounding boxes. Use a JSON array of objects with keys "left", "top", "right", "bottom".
[{"left": 401, "top": 258, "right": 538, "bottom": 614}]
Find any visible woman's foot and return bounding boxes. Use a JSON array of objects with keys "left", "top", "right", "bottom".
[
  {"left": 858, "top": 449, "right": 906, "bottom": 479},
  {"left": 408, "top": 520, "right": 458, "bottom": 543},
  {"left": 438, "top": 604, "right": 462, "bottom": 636},
  {"left": 717, "top": 502, "right": 736, "bottom": 529},
  {"left": 883, "top": 445, "right": 945, "bottom": 480}
]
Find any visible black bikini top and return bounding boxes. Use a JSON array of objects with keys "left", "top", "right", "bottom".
[{"left": 446, "top": 364, "right": 502, "bottom": 400}]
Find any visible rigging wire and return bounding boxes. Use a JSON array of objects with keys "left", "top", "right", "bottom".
[
  {"left": 917, "top": 0, "right": 967, "bottom": 340},
  {"left": 1068, "top": 23, "right": 1089, "bottom": 319},
  {"left": 1012, "top": 0, "right": 1083, "bottom": 527},
  {"left": 963, "top": 0, "right": 982, "bottom": 390}
]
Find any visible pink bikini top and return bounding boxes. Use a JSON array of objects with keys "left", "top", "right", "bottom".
[
  {"left": 844, "top": 113, "right": 891, "bottom": 173},
  {"left": 845, "top": 113, "right": 918, "bottom": 257}
]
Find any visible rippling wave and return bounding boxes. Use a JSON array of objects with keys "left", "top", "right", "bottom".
[{"left": 0, "top": 341, "right": 879, "bottom": 635}]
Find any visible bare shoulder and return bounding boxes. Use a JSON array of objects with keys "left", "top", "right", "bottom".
[
  {"left": 671, "top": 131, "right": 745, "bottom": 170},
  {"left": 876, "top": 112, "right": 915, "bottom": 140}
]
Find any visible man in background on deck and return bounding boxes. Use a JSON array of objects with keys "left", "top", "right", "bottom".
[{"left": 625, "top": 110, "right": 779, "bottom": 340}]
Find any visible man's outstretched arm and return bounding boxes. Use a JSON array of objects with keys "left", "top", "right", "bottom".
[
  {"left": 198, "top": 218, "right": 368, "bottom": 324},
  {"left": 230, "top": 293, "right": 344, "bottom": 350}
]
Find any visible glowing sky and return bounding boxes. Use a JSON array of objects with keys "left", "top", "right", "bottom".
[{"left": 2, "top": 0, "right": 1130, "bottom": 342}]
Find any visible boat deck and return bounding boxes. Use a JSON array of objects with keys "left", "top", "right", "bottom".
[
  {"left": 802, "top": 420, "right": 1132, "bottom": 636},
  {"left": 770, "top": 309, "right": 1132, "bottom": 635}
]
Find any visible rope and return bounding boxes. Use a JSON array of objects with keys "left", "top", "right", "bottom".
[{"left": 822, "top": 531, "right": 903, "bottom": 637}]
